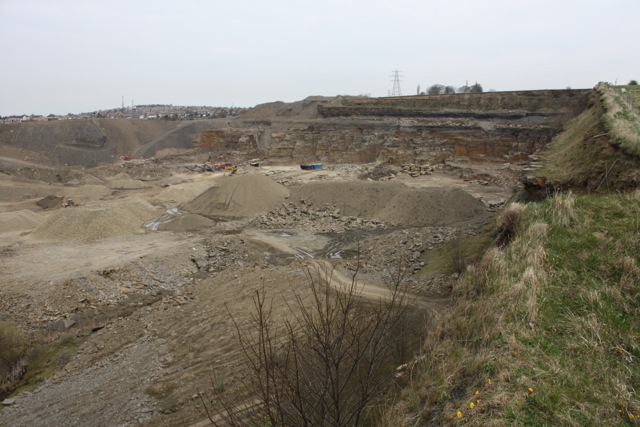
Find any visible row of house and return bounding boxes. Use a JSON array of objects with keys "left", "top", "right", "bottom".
[
  {"left": 1, "top": 113, "right": 94, "bottom": 123},
  {"left": 1, "top": 105, "right": 248, "bottom": 124}
]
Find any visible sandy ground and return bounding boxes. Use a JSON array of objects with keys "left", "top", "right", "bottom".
[{"left": 0, "top": 157, "right": 514, "bottom": 426}]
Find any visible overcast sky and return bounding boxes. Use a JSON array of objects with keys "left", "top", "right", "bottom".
[{"left": 1, "top": 0, "right": 638, "bottom": 116}]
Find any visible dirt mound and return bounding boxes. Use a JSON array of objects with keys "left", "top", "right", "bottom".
[
  {"left": 154, "top": 177, "right": 218, "bottom": 205},
  {"left": 290, "top": 181, "right": 490, "bottom": 227},
  {"left": 290, "top": 180, "right": 403, "bottom": 218},
  {"left": 239, "top": 96, "right": 332, "bottom": 121},
  {"left": 37, "top": 195, "right": 63, "bottom": 209},
  {"left": 182, "top": 174, "right": 289, "bottom": 219},
  {"left": 30, "top": 199, "right": 158, "bottom": 241},
  {"left": 158, "top": 213, "right": 215, "bottom": 232},
  {"left": 0, "top": 210, "right": 44, "bottom": 233},
  {"left": 107, "top": 179, "right": 149, "bottom": 190},
  {"left": 377, "top": 186, "right": 491, "bottom": 226}
]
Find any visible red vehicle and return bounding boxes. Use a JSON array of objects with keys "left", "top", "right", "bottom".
[{"left": 214, "top": 162, "right": 234, "bottom": 171}]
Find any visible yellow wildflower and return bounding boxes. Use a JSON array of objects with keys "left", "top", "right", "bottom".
[
  {"left": 488, "top": 378, "right": 492, "bottom": 385},
  {"left": 470, "top": 402, "right": 475, "bottom": 409},
  {"left": 475, "top": 390, "right": 479, "bottom": 395},
  {"left": 457, "top": 410, "right": 462, "bottom": 419},
  {"left": 629, "top": 413, "right": 635, "bottom": 420},
  {"left": 528, "top": 387, "right": 534, "bottom": 393}
]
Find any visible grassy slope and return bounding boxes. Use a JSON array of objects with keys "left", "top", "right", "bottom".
[
  {"left": 600, "top": 83, "right": 640, "bottom": 156},
  {"left": 386, "top": 193, "right": 640, "bottom": 426},
  {"left": 539, "top": 89, "right": 640, "bottom": 192},
  {"left": 386, "top": 88, "right": 640, "bottom": 426}
]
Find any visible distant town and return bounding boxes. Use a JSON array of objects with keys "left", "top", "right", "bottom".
[{"left": 0, "top": 104, "right": 248, "bottom": 124}]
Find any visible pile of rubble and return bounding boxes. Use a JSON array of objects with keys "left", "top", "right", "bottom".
[
  {"left": 193, "top": 236, "right": 261, "bottom": 273},
  {"left": 251, "top": 201, "right": 389, "bottom": 233},
  {"left": 357, "top": 164, "right": 399, "bottom": 181},
  {"left": 401, "top": 163, "right": 434, "bottom": 177}
]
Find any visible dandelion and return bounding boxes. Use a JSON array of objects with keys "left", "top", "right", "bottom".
[
  {"left": 457, "top": 410, "right": 462, "bottom": 419},
  {"left": 629, "top": 413, "right": 635, "bottom": 420},
  {"left": 475, "top": 390, "right": 479, "bottom": 395},
  {"left": 470, "top": 402, "right": 475, "bottom": 409},
  {"left": 528, "top": 387, "right": 534, "bottom": 393},
  {"left": 488, "top": 378, "right": 492, "bottom": 385}
]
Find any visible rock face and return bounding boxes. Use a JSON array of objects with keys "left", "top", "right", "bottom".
[
  {"left": 211, "top": 89, "right": 591, "bottom": 165},
  {"left": 0, "top": 90, "right": 591, "bottom": 168}
]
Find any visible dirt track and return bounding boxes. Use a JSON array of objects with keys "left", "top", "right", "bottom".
[{"left": 0, "top": 157, "right": 511, "bottom": 426}]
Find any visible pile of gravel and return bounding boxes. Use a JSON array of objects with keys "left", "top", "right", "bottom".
[
  {"left": 252, "top": 202, "right": 389, "bottom": 233},
  {"left": 0, "top": 210, "right": 44, "bottom": 233},
  {"left": 182, "top": 174, "right": 289, "bottom": 219},
  {"left": 289, "top": 181, "right": 491, "bottom": 227},
  {"left": 37, "top": 195, "right": 63, "bottom": 209},
  {"left": 30, "top": 199, "right": 159, "bottom": 241}
]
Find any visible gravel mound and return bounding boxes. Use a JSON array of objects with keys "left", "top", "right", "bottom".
[
  {"left": 377, "top": 186, "right": 491, "bottom": 226},
  {"left": 289, "top": 181, "right": 490, "bottom": 227},
  {"left": 182, "top": 174, "right": 289, "bottom": 219},
  {"left": 290, "top": 180, "right": 405, "bottom": 219},
  {"left": 37, "top": 195, "right": 63, "bottom": 209},
  {"left": 155, "top": 179, "right": 217, "bottom": 205},
  {"left": 30, "top": 199, "right": 159, "bottom": 241},
  {"left": 107, "top": 179, "right": 149, "bottom": 190},
  {"left": 0, "top": 210, "right": 44, "bottom": 233}
]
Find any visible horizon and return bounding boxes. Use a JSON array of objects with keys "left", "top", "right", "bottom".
[
  {"left": 2, "top": 86, "right": 600, "bottom": 118},
  {"left": 1, "top": 0, "right": 639, "bottom": 116}
]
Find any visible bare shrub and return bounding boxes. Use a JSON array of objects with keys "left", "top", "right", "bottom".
[
  {"left": 494, "top": 203, "right": 524, "bottom": 248},
  {"left": 449, "top": 239, "right": 467, "bottom": 274},
  {"left": 199, "top": 260, "right": 412, "bottom": 426}
]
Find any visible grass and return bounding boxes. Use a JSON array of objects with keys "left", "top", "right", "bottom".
[
  {"left": 0, "top": 325, "right": 80, "bottom": 402},
  {"left": 599, "top": 83, "right": 640, "bottom": 155},
  {"left": 538, "top": 102, "right": 608, "bottom": 184},
  {"left": 418, "top": 235, "right": 493, "bottom": 276},
  {"left": 0, "top": 322, "right": 29, "bottom": 395},
  {"left": 538, "top": 86, "right": 640, "bottom": 192},
  {"left": 385, "top": 190, "right": 640, "bottom": 426}
]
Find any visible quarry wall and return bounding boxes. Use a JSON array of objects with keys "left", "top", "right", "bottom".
[
  {"left": 0, "top": 89, "right": 592, "bottom": 167},
  {"left": 217, "top": 89, "right": 591, "bottom": 164}
]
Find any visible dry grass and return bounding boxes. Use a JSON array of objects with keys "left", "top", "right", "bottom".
[
  {"left": 385, "top": 191, "right": 640, "bottom": 426},
  {"left": 598, "top": 83, "right": 640, "bottom": 155}
]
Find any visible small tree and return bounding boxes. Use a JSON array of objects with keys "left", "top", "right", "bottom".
[
  {"left": 444, "top": 86, "right": 457, "bottom": 94},
  {"left": 470, "top": 83, "right": 483, "bottom": 93},
  {"left": 629, "top": 80, "right": 638, "bottom": 86},
  {"left": 427, "top": 84, "right": 445, "bottom": 95},
  {"left": 198, "top": 259, "right": 414, "bottom": 426}
]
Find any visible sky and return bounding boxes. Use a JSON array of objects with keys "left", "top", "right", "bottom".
[{"left": 1, "top": 0, "right": 639, "bottom": 116}]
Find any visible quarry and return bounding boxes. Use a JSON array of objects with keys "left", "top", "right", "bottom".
[{"left": 1, "top": 87, "right": 638, "bottom": 426}]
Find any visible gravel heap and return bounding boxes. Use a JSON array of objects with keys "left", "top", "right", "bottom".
[
  {"left": 251, "top": 201, "right": 389, "bottom": 233},
  {"left": 0, "top": 210, "right": 44, "bottom": 233},
  {"left": 154, "top": 178, "right": 217, "bottom": 205},
  {"left": 182, "top": 173, "right": 289, "bottom": 219},
  {"left": 30, "top": 199, "right": 159, "bottom": 241},
  {"left": 289, "top": 181, "right": 491, "bottom": 227},
  {"left": 37, "top": 195, "right": 64, "bottom": 209}
]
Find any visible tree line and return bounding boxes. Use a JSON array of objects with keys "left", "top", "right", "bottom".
[{"left": 417, "top": 82, "right": 484, "bottom": 95}]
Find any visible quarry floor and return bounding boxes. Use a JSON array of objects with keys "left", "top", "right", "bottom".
[{"left": 0, "top": 157, "right": 517, "bottom": 426}]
